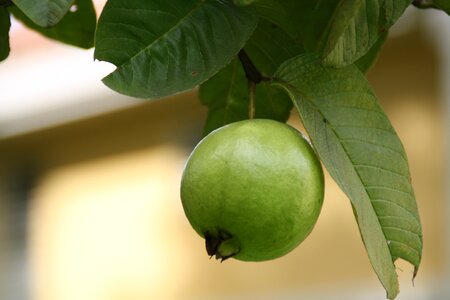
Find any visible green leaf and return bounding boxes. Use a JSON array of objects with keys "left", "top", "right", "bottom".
[
  {"left": 0, "top": 7, "right": 10, "bottom": 61},
  {"left": 199, "top": 58, "right": 292, "bottom": 135},
  {"left": 273, "top": 54, "right": 422, "bottom": 299},
  {"left": 251, "top": 0, "right": 339, "bottom": 54},
  {"left": 355, "top": 30, "right": 388, "bottom": 73},
  {"left": 12, "top": 0, "right": 75, "bottom": 27},
  {"left": 254, "top": 81, "right": 292, "bottom": 122},
  {"left": 244, "top": 17, "right": 304, "bottom": 76},
  {"left": 234, "top": 0, "right": 409, "bottom": 68},
  {"left": 199, "top": 59, "right": 249, "bottom": 135},
  {"left": 95, "top": 0, "right": 258, "bottom": 99},
  {"left": 249, "top": 0, "right": 306, "bottom": 48},
  {"left": 322, "top": 0, "right": 412, "bottom": 67},
  {"left": 233, "top": 0, "right": 255, "bottom": 6},
  {"left": 433, "top": 0, "right": 450, "bottom": 14},
  {"left": 234, "top": 0, "right": 261, "bottom": 6},
  {"left": 248, "top": 1, "right": 347, "bottom": 61},
  {"left": 10, "top": 0, "right": 96, "bottom": 49}
]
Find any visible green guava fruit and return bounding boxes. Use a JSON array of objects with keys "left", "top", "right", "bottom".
[{"left": 180, "top": 119, "right": 324, "bottom": 262}]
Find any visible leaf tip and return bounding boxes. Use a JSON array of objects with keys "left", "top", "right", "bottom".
[
  {"left": 386, "top": 282, "right": 400, "bottom": 300},
  {"left": 412, "top": 265, "right": 419, "bottom": 285}
]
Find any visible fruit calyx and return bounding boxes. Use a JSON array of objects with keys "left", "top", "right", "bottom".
[{"left": 204, "top": 230, "right": 240, "bottom": 262}]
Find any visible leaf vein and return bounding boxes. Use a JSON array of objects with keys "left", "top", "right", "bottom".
[
  {"left": 333, "top": 124, "right": 395, "bottom": 134},
  {"left": 388, "top": 240, "right": 421, "bottom": 256},
  {"left": 100, "top": 21, "right": 159, "bottom": 39},
  {"left": 371, "top": 198, "right": 418, "bottom": 220},
  {"left": 339, "top": 137, "right": 407, "bottom": 164},
  {"left": 383, "top": 226, "right": 421, "bottom": 238},
  {"left": 354, "top": 163, "right": 409, "bottom": 180},
  {"left": 112, "top": 1, "right": 204, "bottom": 69}
]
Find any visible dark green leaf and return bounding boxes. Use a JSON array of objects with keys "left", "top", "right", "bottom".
[
  {"left": 274, "top": 54, "right": 422, "bottom": 299},
  {"left": 253, "top": 0, "right": 409, "bottom": 67},
  {"left": 199, "top": 59, "right": 249, "bottom": 135},
  {"left": 254, "top": 81, "right": 292, "bottom": 122},
  {"left": 234, "top": 0, "right": 261, "bottom": 6},
  {"left": 244, "top": 17, "right": 304, "bottom": 76},
  {"left": 200, "top": 58, "right": 292, "bottom": 135},
  {"left": 12, "top": 0, "right": 75, "bottom": 27},
  {"left": 95, "top": 0, "right": 258, "bottom": 99},
  {"left": 252, "top": 0, "right": 338, "bottom": 54},
  {"left": 355, "top": 31, "right": 388, "bottom": 73},
  {"left": 433, "top": 0, "right": 450, "bottom": 14},
  {"left": 252, "top": 0, "right": 304, "bottom": 45},
  {"left": 234, "top": 0, "right": 410, "bottom": 68},
  {"left": 0, "top": 7, "right": 10, "bottom": 61},
  {"left": 249, "top": 0, "right": 353, "bottom": 63},
  {"left": 322, "top": 0, "right": 411, "bottom": 67},
  {"left": 10, "top": 0, "right": 96, "bottom": 49}
]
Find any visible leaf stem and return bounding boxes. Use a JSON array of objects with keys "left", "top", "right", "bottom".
[
  {"left": 248, "top": 81, "right": 256, "bottom": 119},
  {"left": 238, "top": 50, "right": 263, "bottom": 84},
  {"left": 238, "top": 50, "right": 266, "bottom": 119}
]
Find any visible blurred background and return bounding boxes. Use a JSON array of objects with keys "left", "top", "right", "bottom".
[{"left": 0, "top": 2, "right": 449, "bottom": 300}]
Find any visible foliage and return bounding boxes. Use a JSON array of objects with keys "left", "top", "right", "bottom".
[
  {"left": 10, "top": 0, "right": 96, "bottom": 48},
  {"left": 1, "top": 0, "right": 449, "bottom": 298}
]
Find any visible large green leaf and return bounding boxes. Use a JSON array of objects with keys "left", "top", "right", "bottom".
[
  {"left": 273, "top": 54, "right": 422, "bottom": 299},
  {"left": 322, "top": 0, "right": 412, "bottom": 67},
  {"left": 199, "top": 57, "right": 292, "bottom": 135},
  {"left": 251, "top": 0, "right": 409, "bottom": 67},
  {"left": 0, "top": 7, "right": 10, "bottom": 61},
  {"left": 95, "top": 0, "right": 258, "bottom": 99},
  {"left": 12, "top": 0, "right": 74, "bottom": 27},
  {"left": 244, "top": 17, "right": 304, "bottom": 76},
  {"left": 10, "top": 0, "right": 96, "bottom": 49},
  {"left": 246, "top": 0, "right": 306, "bottom": 45},
  {"left": 251, "top": 0, "right": 339, "bottom": 54}
]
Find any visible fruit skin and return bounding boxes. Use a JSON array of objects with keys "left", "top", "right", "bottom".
[{"left": 180, "top": 119, "right": 324, "bottom": 261}]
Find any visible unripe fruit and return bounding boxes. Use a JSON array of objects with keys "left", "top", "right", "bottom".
[{"left": 180, "top": 119, "right": 324, "bottom": 261}]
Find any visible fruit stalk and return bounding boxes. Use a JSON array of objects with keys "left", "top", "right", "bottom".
[
  {"left": 238, "top": 50, "right": 261, "bottom": 119},
  {"left": 238, "top": 50, "right": 262, "bottom": 84},
  {"left": 248, "top": 81, "right": 256, "bottom": 119}
]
